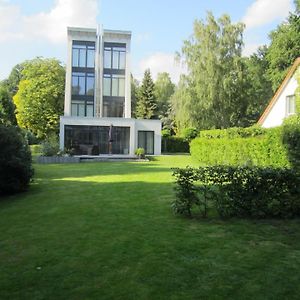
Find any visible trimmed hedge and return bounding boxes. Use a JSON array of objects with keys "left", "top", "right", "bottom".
[
  {"left": 191, "top": 126, "right": 289, "bottom": 168},
  {"left": 162, "top": 136, "right": 189, "bottom": 153},
  {"left": 0, "top": 125, "right": 34, "bottom": 195},
  {"left": 173, "top": 166, "right": 300, "bottom": 218}
]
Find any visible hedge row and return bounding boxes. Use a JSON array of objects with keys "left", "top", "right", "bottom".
[
  {"left": 190, "top": 126, "right": 290, "bottom": 168},
  {"left": 172, "top": 166, "right": 300, "bottom": 218},
  {"left": 161, "top": 136, "right": 189, "bottom": 153}
]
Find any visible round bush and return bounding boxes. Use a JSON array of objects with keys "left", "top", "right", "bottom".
[{"left": 0, "top": 125, "right": 34, "bottom": 195}]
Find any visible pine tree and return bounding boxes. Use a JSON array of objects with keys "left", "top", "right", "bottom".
[{"left": 136, "top": 69, "right": 157, "bottom": 119}]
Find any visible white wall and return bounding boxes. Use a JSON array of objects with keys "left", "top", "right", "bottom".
[
  {"left": 262, "top": 74, "right": 298, "bottom": 128},
  {"left": 60, "top": 117, "right": 162, "bottom": 155}
]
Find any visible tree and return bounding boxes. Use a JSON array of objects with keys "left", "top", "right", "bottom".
[
  {"left": 174, "top": 12, "right": 246, "bottom": 130},
  {"left": 0, "top": 84, "right": 17, "bottom": 126},
  {"left": 135, "top": 69, "right": 157, "bottom": 119},
  {"left": 131, "top": 74, "right": 139, "bottom": 118},
  {"left": 154, "top": 72, "right": 175, "bottom": 120},
  {"left": 13, "top": 58, "right": 65, "bottom": 138},
  {"left": 243, "top": 46, "right": 273, "bottom": 125},
  {"left": 266, "top": 12, "right": 300, "bottom": 91}
]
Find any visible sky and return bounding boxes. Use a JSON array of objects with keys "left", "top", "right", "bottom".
[{"left": 0, "top": 0, "right": 295, "bottom": 83}]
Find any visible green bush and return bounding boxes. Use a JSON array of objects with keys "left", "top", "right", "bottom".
[
  {"left": 41, "top": 134, "right": 60, "bottom": 156},
  {"left": 162, "top": 136, "right": 189, "bottom": 153},
  {"left": 191, "top": 126, "right": 289, "bottom": 168},
  {"left": 135, "top": 147, "right": 145, "bottom": 158},
  {"left": 181, "top": 127, "right": 198, "bottom": 142},
  {"left": 0, "top": 125, "right": 34, "bottom": 195},
  {"left": 282, "top": 115, "right": 300, "bottom": 170},
  {"left": 172, "top": 166, "right": 300, "bottom": 219}
]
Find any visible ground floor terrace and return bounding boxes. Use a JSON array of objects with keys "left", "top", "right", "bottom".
[{"left": 59, "top": 117, "right": 162, "bottom": 156}]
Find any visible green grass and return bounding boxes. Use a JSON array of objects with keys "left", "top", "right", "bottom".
[{"left": 1, "top": 155, "right": 300, "bottom": 299}]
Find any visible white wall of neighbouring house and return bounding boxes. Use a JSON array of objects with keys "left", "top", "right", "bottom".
[{"left": 261, "top": 74, "right": 298, "bottom": 128}]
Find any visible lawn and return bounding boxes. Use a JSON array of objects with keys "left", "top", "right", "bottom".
[{"left": 1, "top": 155, "right": 300, "bottom": 299}]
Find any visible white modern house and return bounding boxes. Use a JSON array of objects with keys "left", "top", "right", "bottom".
[
  {"left": 59, "top": 26, "right": 161, "bottom": 156},
  {"left": 258, "top": 57, "right": 300, "bottom": 128}
]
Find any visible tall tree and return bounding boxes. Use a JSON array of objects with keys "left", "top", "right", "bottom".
[
  {"left": 130, "top": 74, "right": 139, "bottom": 118},
  {"left": 154, "top": 72, "right": 175, "bottom": 120},
  {"left": 13, "top": 58, "right": 65, "bottom": 138},
  {"left": 266, "top": 11, "right": 300, "bottom": 91},
  {"left": 243, "top": 46, "right": 273, "bottom": 125},
  {"left": 0, "top": 84, "right": 17, "bottom": 126},
  {"left": 135, "top": 69, "right": 157, "bottom": 119},
  {"left": 174, "top": 12, "right": 246, "bottom": 130}
]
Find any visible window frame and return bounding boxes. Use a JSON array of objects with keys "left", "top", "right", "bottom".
[{"left": 286, "top": 94, "right": 296, "bottom": 116}]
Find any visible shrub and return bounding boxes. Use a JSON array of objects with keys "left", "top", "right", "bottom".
[
  {"left": 282, "top": 115, "right": 300, "bottom": 170},
  {"left": 0, "top": 125, "right": 33, "bottom": 195},
  {"left": 172, "top": 166, "right": 300, "bottom": 219},
  {"left": 191, "top": 126, "right": 289, "bottom": 168},
  {"left": 135, "top": 148, "right": 145, "bottom": 158},
  {"left": 181, "top": 127, "right": 198, "bottom": 142},
  {"left": 41, "top": 134, "right": 60, "bottom": 156},
  {"left": 162, "top": 136, "right": 189, "bottom": 153}
]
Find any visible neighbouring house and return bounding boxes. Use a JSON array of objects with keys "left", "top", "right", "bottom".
[
  {"left": 258, "top": 57, "right": 300, "bottom": 128},
  {"left": 59, "top": 26, "right": 162, "bottom": 156}
]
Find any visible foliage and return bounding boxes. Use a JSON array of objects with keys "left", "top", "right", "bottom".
[
  {"left": 282, "top": 115, "right": 300, "bottom": 170},
  {"left": 13, "top": 57, "right": 65, "bottom": 138},
  {"left": 0, "top": 84, "right": 17, "bottom": 126},
  {"left": 181, "top": 127, "right": 198, "bottom": 142},
  {"left": 161, "top": 128, "right": 171, "bottom": 138},
  {"left": 135, "top": 69, "right": 157, "bottom": 119},
  {"left": 130, "top": 74, "right": 139, "bottom": 118},
  {"left": 135, "top": 147, "right": 145, "bottom": 158},
  {"left": 161, "top": 136, "right": 189, "bottom": 153},
  {"left": 22, "top": 129, "right": 40, "bottom": 145},
  {"left": 0, "top": 125, "right": 33, "bottom": 195},
  {"left": 41, "top": 134, "right": 60, "bottom": 156},
  {"left": 191, "top": 126, "right": 289, "bottom": 168},
  {"left": 173, "top": 166, "right": 300, "bottom": 218},
  {"left": 266, "top": 12, "right": 300, "bottom": 91},
  {"left": 243, "top": 47, "right": 273, "bottom": 125},
  {"left": 154, "top": 72, "right": 175, "bottom": 121},
  {"left": 173, "top": 12, "right": 247, "bottom": 130}
]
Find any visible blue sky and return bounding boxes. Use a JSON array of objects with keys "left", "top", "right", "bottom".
[{"left": 0, "top": 0, "right": 295, "bottom": 82}]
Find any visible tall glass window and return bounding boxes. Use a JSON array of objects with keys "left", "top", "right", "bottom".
[
  {"left": 103, "top": 74, "right": 125, "bottom": 97},
  {"left": 103, "top": 45, "right": 126, "bottom": 70},
  {"left": 72, "top": 42, "right": 95, "bottom": 68},
  {"left": 72, "top": 73, "right": 94, "bottom": 96},
  {"left": 138, "top": 131, "right": 154, "bottom": 155},
  {"left": 286, "top": 95, "right": 295, "bottom": 116}
]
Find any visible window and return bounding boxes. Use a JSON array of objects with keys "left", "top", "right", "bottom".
[
  {"left": 138, "top": 131, "right": 154, "bottom": 155},
  {"left": 286, "top": 95, "right": 295, "bottom": 116},
  {"left": 103, "top": 74, "right": 125, "bottom": 97},
  {"left": 103, "top": 100, "right": 124, "bottom": 117},
  {"left": 72, "top": 72, "right": 94, "bottom": 96},
  {"left": 103, "top": 45, "right": 126, "bottom": 70},
  {"left": 71, "top": 100, "right": 94, "bottom": 117},
  {"left": 72, "top": 42, "right": 95, "bottom": 68}
]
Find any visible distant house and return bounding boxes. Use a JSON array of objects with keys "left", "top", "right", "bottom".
[
  {"left": 258, "top": 57, "right": 300, "bottom": 128},
  {"left": 59, "top": 26, "right": 162, "bottom": 156}
]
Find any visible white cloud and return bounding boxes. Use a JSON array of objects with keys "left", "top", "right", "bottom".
[
  {"left": 243, "top": 42, "right": 262, "bottom": 56},
  {"left": 135, "top": 52, "right": 187, "bottom": 84},
  {"left": 242, "top": 0, "right": 291, "bottom": 29},
  {"left": 0, "top": 0, "right": 99, "bottom": 43}
]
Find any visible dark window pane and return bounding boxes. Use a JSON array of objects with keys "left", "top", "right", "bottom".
[
  {"left": 119, "top": 51, "right": 126, "bottom": 69},
  {"left": 87, "top": 49, "right": 95, "bottom": 68},
  {"left": 86, "top": 75, "right": 94, "bottom": 95},
  {"left": 72, "top": 48, "right": 79, "bottom": 67},
  {"left": 78, "top": 76, "right": 85, "bottom": 95},
  {"left": 79, "top": 49, "right": 86, "bottom": 67},
  {"left": 104, "top": 50, "right": 111, "bottom": 68},
  {"left": 112, "top": 51, "right": 119, "bottom": 69},
  {"left": 138, "top": 131, "right": 154, "bottom": 154}
]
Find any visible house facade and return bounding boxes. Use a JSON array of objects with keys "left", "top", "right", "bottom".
[
  {"left": 258, "top": 58, "right": 299, "bottom": 128},
  {"left": 59, "top": 26, "right": 161, "bottom": 155}
]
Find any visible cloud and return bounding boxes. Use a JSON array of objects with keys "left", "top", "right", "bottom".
[
  {"left": 135, "top": 52, "right": 187, "bottom": 84},
  {"left": 242, "top": 0, "right": 291, "bottom": 29},
  {"left": 0, "top": 0, "right": 99, "bottom": 43},
  {"left": 243, "top": 43, "right": 262, "bottom": 57}
]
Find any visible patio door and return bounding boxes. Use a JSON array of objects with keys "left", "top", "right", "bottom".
[{"left": 138, "top": 131, "right": 154, "bottom": 154}]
